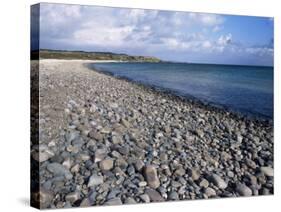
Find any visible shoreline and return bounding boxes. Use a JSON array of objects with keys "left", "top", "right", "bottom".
[
  {"left": 85, "top": 62, "right": 273, "bottom": 125},
  {"left": 35, "top": 59, "right": 274, "bottom": 208}
]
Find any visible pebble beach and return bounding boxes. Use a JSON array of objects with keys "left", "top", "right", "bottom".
[{"left": 31, "top": 59, "right": 274, "bottom": 209}]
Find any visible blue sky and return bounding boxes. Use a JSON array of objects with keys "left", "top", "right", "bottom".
[{"left": 35, "top": 3, "right": 274, "bottom": 66}]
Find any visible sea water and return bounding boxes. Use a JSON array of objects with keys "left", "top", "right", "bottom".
[{"left": 89, "top": 62, "right": 273, "bottom": 119}]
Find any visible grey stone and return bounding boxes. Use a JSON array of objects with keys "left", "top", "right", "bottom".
[
  {"left": 125, "top": 197, "right": 137, "bottom": 204},
  {"left": 88, "top": 130, "right": 103, "bottom": 141},
  {"left": 236, "top": 183, "right": 253, "bottom": 196},
  {"left": 47, "top": 163, "right": 73, "bottom": 180},
  {"left": 37, "top": 188, "right": 53, "bottom": 208},
  {"left": 144, "top": 165, "right": 160, "bottom": 189},
  {"left": 112, "top": 135, "right": 123, "bottom": 144},
  {"left": 199, "top": 178, "right": 209, "bottom": 188},
  {"left": 209, "top": 174, "right": 227, "bottom": 189},
  {"left": 94, "top": 148, "right": 107, "bottom": 162},
  {"left": 65, "top": 130, "right": 79, "bottom": 143},
  {"left": 127, "top": 165, "right": 135, "bottom": 176},
  {"left": 110, "top": 103, "right": 118, "bottom": 109},
  {"left": 107, "top": 189, "right": 121, "bottom": 200},
  {"left": 168, "top": 191, "right": 179, "bottom": 200},
  {"left": 65, "top": 191, "right": 80, "bottom": 203},
  {"left": 139, "top": 194, "right": 150, "bottom": 203},
  {"left": 120, "top": 118, "right": 130, "bottom": 128},
  {"left": 104, "top": 197, "right": 122, "bottom": 206},
  {"left": 134, "top": 160, "right": 145, "bottom": 171},
  {"left": 174, "top": 167, "right": 186, "bottom": 176},
  {"left": 32, "top": 148, "right": 55, "bottom": 163},
  {"left": 145, "top": 188, "right": 164, "bottom": 202},
  {"left": 138, "top": 181, "right": 147, "bottom": 187},
  {"left": 188, "top": 168, "right": 200, "bottom": 181},
  {"left": 100, "top": 158, "right": 114, "bottom": 171},
  {"left": 71, "top": 164, "right": 80, "bottom": 173},
  {"left": 260, "top": 166, "right": 274, "bottom": 177},
  {"left": 205, "top": 187, "right": 216, "bottom": 197},
  {"left": 88, "top": 174, "right": 104, "bottom": 187}
]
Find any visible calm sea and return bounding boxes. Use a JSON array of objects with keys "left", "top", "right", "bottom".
[{"left": 89, "top": 62, "right": 273, "bottom": 119}]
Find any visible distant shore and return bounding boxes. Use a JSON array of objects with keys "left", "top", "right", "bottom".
[{"left": 34, "top": 59, "right": 273, "bottom": 209}]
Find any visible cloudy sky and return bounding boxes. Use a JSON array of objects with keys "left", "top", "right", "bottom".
[{"left": 34, "top": 3, "right": 274, "bottom": 66}]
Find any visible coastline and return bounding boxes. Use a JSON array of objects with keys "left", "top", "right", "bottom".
[{"left": 35, "top": 59, "right": 273, "bottom": 208}]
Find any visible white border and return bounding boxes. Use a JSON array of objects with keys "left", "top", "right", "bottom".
[{"left": 0, "top": 0, "right": 279, "bottom": 211}]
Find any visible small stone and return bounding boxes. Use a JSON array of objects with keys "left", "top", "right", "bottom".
[
  {"left": 32, "top": 149, "right": 55, "bottom": 163},
  {"left": 37, "top": 188, "right": 53, "bottom": 208},
  {"left": 125, "top": 197, "right": 137, "bottom": 204},
  {"left": 120, "top": 118, "right": 130, "bottom": 128},
  {"left": 209, "top": 174, "right": 227, "bottom": 189},
  {"left": 100, "top": 158, "right": 114, "bottom": 171},
  {"left": 110, "top": 103, "right": 118, "bottom": 109},
  {"left": 107, "top": 189, "right": 121, "bottom": 200},
  {"left": 112, "top": 135, "right": 123, "bottom": 144},
  {"left": 145, "top": 188, "right": 164, "bottom": 202},
  {"left": 90, "top": 104, "right": 98, "bottom": 113},
  {"left": 144, "top": 165, "right": 160, "bottom": 189},
  {"left": 134, "top": 160, "right": 145, "bottom": 171},
  {"left": 117, "top": 146, "right": 129, "bottom": 155},
  {"left": 245, "top": 159, "right": 257, "bottom": 169},
  {"left": 66, "top": 145, "right": 74, "bottom": 152},
  {"left": 236, "top": 134, "right": 243, "bottom": 143},
  {"left": 127, "top": 165, "right": 135, "bottom": 176},
  {"left": 100, "top": 127, "right": 111, "bottom": 134},
  {"left": 227, "top": 171, "right": 234, "bottom": 178},
  {"left": 80, "top": 198, "right": 91, "bottom": 207},
  {"left": 139, "top": 194, "right": 150, "bottom": 203},
  {"left": 62, "top": 158, "right": 72, "bottom": 169},
  {"left": 236, "top": 183, "right": 252, "bottom": 196},
  {"left": 104, "top": 197, "right": 122, "bottom": 206},
  {"left": 89, "top": 121, "right": 97, "bottom": 128},
  {"left": 65, "top": 191, "right": 80, "bottom": 203},
  {"left": 80, "top": 153, "right": 91, "bottom": 161},
  {"left": 88, "top": 130, "right": 103, "bottom": 141},
  {"left": 199, "top": 178, "right": 209, "bottom": 188},
  {"left": 71, "top": 164, "right": 80, "bottom": 173},
  {"left": 47, "top": 163, "right": 73, "bottom": 180},
  {"left": 65, "top": 130, "right": 79, "bottom": 143},
  {"left": 195, "top": 129, "right": 204, "bottom": 138},
  {"left": 164, "top": 126, "right": 171, "bottom": 134},
  {"left": 260, "top": 167, "right": 274, "bottom": 177},
  {"left": 138, "top": 181, "right": 147, "bottom": 187},
  {"left": 94, "top": 148, "right": 107, "bottom": 162},
  {"left": 168, "top": 191, "right": 179, "bottom": 200},
  {"left": 205, "top": 187, "right": 216, "bottom": 197},
  {"left": 88, "top": 174, "right": 103, "bottom": 187},
  {"left": 115, "top": 157, "right": 128, "bottom": 170},
  {"left": 159, "top": 153, "right": 168, "bottom": 161},
  {"left": 261, "top": 188, "right": 271, "bottom": 195},
  {"left": 174, "top": 167, "right": 186, "bottom": 176},
  {"left": 188, "top": 168, "right": 200, "bottom": 181},
  {"left": 155, "top": 132, "right": 164, "bottom": 138}
]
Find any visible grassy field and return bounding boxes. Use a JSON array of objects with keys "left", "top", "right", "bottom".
[{"left": 31, "top": 49, "right": 162, "bottom": 62}]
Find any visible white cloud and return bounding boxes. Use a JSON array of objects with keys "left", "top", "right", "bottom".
[
  {"left": 188, "top": 13, "right": 224, "bottom": 26},
  {"left": 212, "top": 26, "right": 221, "bottom": 32},
  {"left": 38, "top": 3, "right": 273, "bottom": 65},
  {"left": 245, "top": 47, "right": 273, "bottom": 57},
  {"left": 202, "top": 41, "right": 212, "bottom": 49},
  {"left": 40, "top": 3, "right": 81, "bottom": 25},
  {"left": 217, "top": 34, "right": 232, "bottom": 46},
  {"left": 73, "top": 24, "right": 134, "bottom": 46}
]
